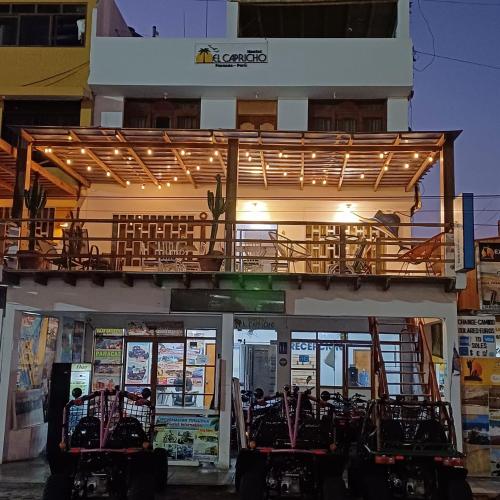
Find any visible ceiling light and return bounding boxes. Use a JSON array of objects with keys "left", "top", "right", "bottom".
[
  {"left": 245, "top": 151, "right": 249, "bottom": 157},
  {"left": 86, "top": 166, "right": 92, "bottom": 171},
  {"left": 141, "top": 184, "right": 145, "bottom": 190},
  {"left": 106, "top": 171, "right": 111, "bottom": 177},
  {"left": 345, "top": 153, "right": 350, "bottom": 159},
  {"left": 166, "top": 182, "right": 171, "bottom": 188},
  {"left": 404, "top": 163, "right": 409, "bottom": 169},
  {"left": 126, "top": 180, "right": 131, "bottom": 186},
  {"left": 283, "top": 172, "right": 288, "bottom": 176},
  {"left": 384, "top": 165, "right": 389, "bottom": 171},
  {"left": 147, "top": 148, "right": 153, "bottom": 155},
  {"left": 214, "top": 150, "right": 219, "bottom": 156},
  {"left": 114, "top": 148, "right": 119, "bottom": 155},
  {"left": 322, "top": 179, "right": 327, "bottom": 185},
  {"left": 312, "top": 179, "right": 316, "bottom": 185},
  {"left": 80, "top": 148, "right": 86, "bottom": 154},
  {"left": 66, "top": 159, "right": 72, "bottom": 165},
  {"left": 174, "top": 176, "right": 178, "bottom": 181},
  {"left": 196, "top": 165, "right": 200, "bottom": 171},
  {"left": 186, "top": 170, "right": 191, "bottom": 175},
  {"left": 311, "top": 152, "right": 316, "bottom": 159},
  {"left": 360, "top": 172, "right": 365, "bottom": 179},
  {"left": 278, "top": 152, "right": 283, "bottom": 158},
  {"left": 379, "top": 153, "right": 384, "bottom": 159},
  {"left": 158, "top": 184, "right": 162, "bottom": 190},
  {"left": 180, "top": 150, "right": 186, "bottom": 156},
  {"left": 209, "top": 157, "right": 214, "bottom": 163},
  {"left": 414, "top": 152, "right": 419, "bottom": 159},
  {"left": 299, "top": 176, "right": 304, "bottom": 182}
]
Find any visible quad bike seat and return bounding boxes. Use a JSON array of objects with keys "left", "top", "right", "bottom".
[
  {"left": 70, "top": 416, "right": 101, "bottom": 449},
  {"left": 109, "top": 417, "right": 148, "bottom": 448}
]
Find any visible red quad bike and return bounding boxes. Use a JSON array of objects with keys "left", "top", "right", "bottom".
[
  {"left": 42, "top": 387, "right": 168, "bottom": 500},
  {"left": 235, "top": 386, "right": 350, "bottom": 500},
  {"left": 354, "top": 398, "right": 473, "bottom": 500}
]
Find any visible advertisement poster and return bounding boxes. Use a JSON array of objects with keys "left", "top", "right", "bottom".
[
  {"left": 478, "top": 242, "right": 500, "bottom": 314},
  {"left": 154, "top": 416, "right": 219, "bottom": 462},
  {"left": 70, "top": 363, "right": 92, "bottom": 396},
  {"left": 93, "top": 364, "right": 121, "bottom": 391},
  {"left": 157, "top": 343, "right": 184, "bottom": 385},
  {"left": 95, "top": 328, "right": 125, "bottom": 336},
  {"left": 458, "top": 316, "right": 497, "bottom": 358},
  {"left": 94, "top": 338, "right": 123, "bottom": 365},
  {"left": 461, "top": 357, "right": 500, "bottom": 386},
  {"left": 72, "top": 321, "right": 85, "bottom": 363},
  {"left": 126, "top": 342, "right": 151, "bottom": 385},
  {"left": 127, "top": 321, "right": 184, "bottom": 337}
]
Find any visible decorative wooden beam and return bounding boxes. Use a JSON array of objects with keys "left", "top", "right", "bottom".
[
  {"left": 406, "top": 134, "right": 446, "bottom": 192},
  {"left": 69, "top": 130, "right": 126, "bottom": 188},
  {"left": 216, "top": 152, "right": 227, "bottom": 178},
  {"left": 374, "top": 135, "right": 400, "bottom": 191},
  {"left": 115, "top": 131, "right": 159, "bottom": 185},
  {"left": 0, "top": 178, "right": 13, "bottom": 192},
  {"left": 259, "top": 151, "right": 268, "bottom": 189},
  {"left": 337, "top": 137, "right": 353, "bottom": 190},
  {"left": 163, "top": 133, "right": 197, "bottom": 188}
]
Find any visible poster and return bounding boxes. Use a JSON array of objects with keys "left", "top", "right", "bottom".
[
  {"left": 93, "top": 364, "right": 121, "bottom": 391},
  {"left": 478, "top": 242, "right": 500, "bottom": 314},
  {"left": 70, "top": 363, "right": 92, "bottom": 397},
  {"left": 457, "top": 316, "right": 497, "bottom": 358},
  {"left": 72, "top": 321, "right": 85, "bottom": 363},
  {"left": 461, "top": 357, "right": 500, "bottom": 386},
  {"left": 94, "top": 337, "right": 123, "bottom": 365},
  {"left": 154, "top": 415, "right": 219, "bottom": 462},
  {"left": 157, "top": 343, "right": 184, "bottom": 385},
  {"left": 127, "top": 321, "right": 184, "bottom": 337},
  {"left": 61, "top": 318, "right": 74, "bottom": 363},
  {"left": 95, "top": 328, "right": 125, "bottom": 336},
  {"left": 125, "top": 342, "right": 151, "bottom": 385}
]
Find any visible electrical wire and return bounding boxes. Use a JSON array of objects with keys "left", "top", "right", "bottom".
[
  {"left": 415, "top": 50, "right": 500, "bottom": 71},
  {"left": 423, "top": 0, "right": 500, "bottom": 6},
  {"left": 22, "top": 62, "right": 89, "bottom": 87},
  {"left": 414, "top": 0, "right": 437, "bottom": 72}
]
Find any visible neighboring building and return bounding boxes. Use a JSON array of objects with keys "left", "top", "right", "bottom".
[{"left": 0, "top": 0, "right": 473, "bottom": 470}]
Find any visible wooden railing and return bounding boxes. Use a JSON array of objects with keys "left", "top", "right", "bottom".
[{"left": 0, "top": 218, "right": 454, "bottom": 277}]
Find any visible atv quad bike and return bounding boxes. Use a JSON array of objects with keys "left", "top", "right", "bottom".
[
  {"left": 42, "top": 387, "right": 168, "bottom": 500},
  {"left": 235, "top": 386, "right": 350, "bottom": 499},
  {"left": 354, "top": 398, "right": 472, "bottom": 500}
]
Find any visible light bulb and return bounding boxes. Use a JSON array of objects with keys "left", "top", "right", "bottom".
[
  {"left": 141, "top": 184, "right": 145, "bottom": 190},
  {"left": 404, "top": 163, "right": 409, "bottom": 169},
  {"left": 266, "top": 164, "right": 270, "bottom": 170},
  {"left": 66, "top": 159, "right": 72, "bottom": 165},
  {"left": 126, "top": 180, "right": 131, "bottom": 186},
  {"left": 87, "top": 166, "right": 92, "bottom": 171},
  {"left": 311, "top": 152, "right": 316, "bottom": 159},
  {"left": 428, "top": 156, "right": 433, "bottom": 162},
  {"left": 158, "top": 184, "right": 162, "bottom": 190},
  {"left": 196, "top": 165, "right": 200, "bottom": 171},
  {"left": 128, "top": 156, "right": 133, "bottom": 161},
  {"left": 360, "top": 173, "right": 365, "bottom": 179},
  {"left": 379, "top": 153, "right": 384, "bottom": 159},
  {"left": 414, "top": 152, "right": 419, "bottom": 159},
  {"left": 186, "top": 170, "right": 191, "bottom": 175},
  {"left": 106, "top": 171, "right": 111, "bottom": 177},
  {"left": 245, "top": 151, "right": 249, "bottom": 157},
  {"left": 67, "top": 135, "right": 72, "bottom": 141},
  {"left": 147, "top": 148, "right": 153, "bottom": 155},
  {"left": 299, "top": 176, "right": 304, "bottom": 182},
  {"left": 214, "top": 150, "right": 219, "bottom": 156},
  {"left": 248, "top": 156, "right": 252, "bottom": 162},
  {"left": 283, "top": 172, "right": 288, "bottom": 176},
  {"left": 174, "top": 176, "right": 178, "bottom": 181},
  {"left": 181, "top": 150, "right": 186, "bottom": 156},
  {"left": 278, "top": 152, "right": 283, "bottom": 158},
  {"left": 345, "top": 153, "right": 350, "bottom": 159},
  {"left": 80, "top": 148, "right": 86, "bottom": 154},
  {"left": 209, "top": 157, "right": 213, "bottom": 163},
  {"left": 384, "top": 165, "right": 389, "bottom": 171},
  {"left": 114, "top": 148, "right": 119, "bottom": 155},
  {"left": 166, "top": 182, "right": 171, "bottom": 188},
  {"left": 312, "top": 179, "right": 316, "bottom": 185},
  {"left": 322, "top": 179, "right": 327, "bottom": 185}
]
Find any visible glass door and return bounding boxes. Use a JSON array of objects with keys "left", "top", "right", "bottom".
[
  {"left": 347, "top": 345, "right": 371, "bottom": 399},
  {"left": 318, "top": 344, "right": 344, "bottom": 398}
]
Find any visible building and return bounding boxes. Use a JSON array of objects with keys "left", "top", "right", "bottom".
[{"left": 0, "top": 0, "right": 472, "bottom": 468}]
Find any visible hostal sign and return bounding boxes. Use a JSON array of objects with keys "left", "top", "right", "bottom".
[{"left": 195, "top": 43, "right": 268, "bottom": 68}]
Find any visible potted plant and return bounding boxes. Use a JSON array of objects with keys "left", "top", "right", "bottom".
[
  {"left": 17, "top": 176, "right": 47, "bottom": 269},
  {"left": 200, "top": 174, "right": 226, "bottom": 271}
]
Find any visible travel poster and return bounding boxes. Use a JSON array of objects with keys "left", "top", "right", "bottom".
[
  {"left": 157, "top": 342, "right": 184, "bottom": 385},
  {"left": 127, "top": 321, "right": 184, "bottom": 337},
  {"left": 93, "top": 364, "right": 121, "bottom": 391},
  {"left": 125, "top": 342, "right": 151, "bottom": 385},
  {"left": 94, "top": 337, "right": 123, "bottom": 365},
  {"left": 461, "top": 357, "right": 500, "bottom": 386},
  {"left": 478, "top": 242, "right": 500, "bottom": 314},
  {"left": 154, "top": 415, "right": 219, "bottom": 462}
]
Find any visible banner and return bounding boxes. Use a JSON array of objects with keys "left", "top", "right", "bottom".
[
  {"left": 457, "top": 316, "right": 497, "bottom": 358},
  {"left": 154, "top": 415, "right": 219, "bottom": 462}
]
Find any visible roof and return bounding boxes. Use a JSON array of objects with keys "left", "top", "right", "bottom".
[{"left": 0, "top": 128, "right": 459, "bottom": 195}]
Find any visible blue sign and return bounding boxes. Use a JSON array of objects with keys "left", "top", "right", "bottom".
[{"left": 298, "top": 355, "right": 310, "bottom": 364}]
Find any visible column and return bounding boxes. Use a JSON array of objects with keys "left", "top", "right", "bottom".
[
  {"left": 226, "top": 0, "right": 239, "bottom": 38},
  {"left": 217, "top": 313, "right": 234, "bottom": 469},
  {"left": 396, "top": 0, "right": 410, "bottom": 39},
  {"left": 387, "top": 97, "right": 409, "bottom": 131},
  {"left": 225, "top": 138, "right": 238, "bottom": 272},
  {"left": 440, "top": 134, "right": 456, "bottom": 230},
  {"left": 12, "top": 138, "right": 31, "bottom": 249},
  {"left": 277, "top": 99, "right": 308, "bottom": 131},
  {"left": 200, "top": 99, "right": 237, "bottom": 130},
  {"left": 93, "top": 96, "right": 125, "bottom": 127},
  {"left": 80, "top": 97, "right": 93, "bottom": 127}
]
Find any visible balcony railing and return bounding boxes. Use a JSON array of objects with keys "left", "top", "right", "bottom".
[{"left": 1, "top": 218, "right": 454, "bottom": 279}]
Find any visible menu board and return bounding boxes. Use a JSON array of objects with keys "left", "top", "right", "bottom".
[
  {"left": 154, "top": 415, "right": 219, "bottom": 462},
  {"left": 94, "top": 338, "right": 123, "bottom": 365},
  {"left": 126, "top": 342, "right": 152, "bottom": 385}
]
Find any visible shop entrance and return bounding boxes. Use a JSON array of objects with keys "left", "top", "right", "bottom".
[
  {"left": 291, "top": 332, "right": 372, "bottom": 400},
  {"left": 233, "top": 329, "right": 277, "bottom": 396}
]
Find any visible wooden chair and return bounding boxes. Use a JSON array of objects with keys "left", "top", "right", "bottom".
[{"left": 399, "top": 233, "right": 444, "bottom": 276}]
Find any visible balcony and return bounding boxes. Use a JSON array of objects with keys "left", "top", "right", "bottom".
[{"left": 0, "top": 127, "right": 460, "bottom": 289}]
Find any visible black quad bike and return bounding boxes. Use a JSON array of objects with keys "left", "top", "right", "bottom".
[
  {"left": 353, "top": 398, "right": 472, "bottom": 500},
  {"left": 42, "top": 387, "right": 168, "bottom": 500},
  {"left": 235, "top": 386, "right": 352, "bottom": 500}
]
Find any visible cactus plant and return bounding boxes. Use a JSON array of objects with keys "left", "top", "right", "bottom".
[
  {"left": 206, "top": 174, "right": 226, "bottom": 255},
  {"left": 24, "top": 176, "right": 47, "bottom": 252}
]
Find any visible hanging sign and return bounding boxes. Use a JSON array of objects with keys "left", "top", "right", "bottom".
[
  {"left": 195, "top": 42, "right": 268, "bottom": 68},
  {"left": 458, "top": 316, "right": 497, "bottom": 358}
]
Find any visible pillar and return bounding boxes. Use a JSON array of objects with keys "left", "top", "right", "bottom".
[
  {"left": 80, "top": 97, "right": 93, "bottom": 127},
  {"left": 440, "top": 135, "right": 456, "bottom": 230},
  {"left": 387, "top": 97, "right": 409, "bottom": 131},
  {"left": 226, "top": 0, "right": 239, "bottom": 38},
  {"left": 225, "top": 139, "right": 238, "bottom": 271},
  {"left": 277, "top": 99, "right": 308, "bottom": 131},
  {"left": 396, "top": 0, "right": 410, "bottom": 39}
]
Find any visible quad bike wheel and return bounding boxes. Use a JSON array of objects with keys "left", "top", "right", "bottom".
[
  {"left": 239, "top": 469, "right": 266, "bottom": 500},
  {"left": 42, "top": 474, "right": 73, "bottom": 500},
  {"left": 444, "top": 477, "right": 473, "bottom": 500},
  {"left": 362, "top": 471, "right": 391, "bottom": 500},
  {"left": 322, "top": 476, "right": 347, "bottom": 500},
  {"left": 153, "top": 447, "right": 169, "bottom": 492},
  {"left": 127, "top": 473, "right": 155, "bottom": 500}
]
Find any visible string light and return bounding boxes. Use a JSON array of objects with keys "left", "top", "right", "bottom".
[
  {"left": 311, "top": 152, "right": 316, "bottom": 159},
  {"left": 196, "top": 165, "right": 200, "bottom": 171},
  {"left": 126, "top": 180, "right": 131, "bottom": 186},
  {"left": 278, "top": 152, "right": 283, "bottom": 158},
  {"left": 322, "top": 179, "right": 327, "bottom": 185},
  {"left": 214, "top": 150, "right": 219, "bottom": 156},
  {"left": 299, "top": 176, "right": 304, "bottom": 182},
  {"left": 245, "top": 151, "right": 249, "bottom": 157},
  {"left": 166, "top": 182, "right": 171, "bottom": 188},
  {"left": 384, "top": 165, "right": 389, "bottom": 172},
  {"left": 248, "top": 156, "right": 252, "bottom": 162},
  {"left": 186, "top": 170, "right": 191, "bottom": 175},
  {"left": 266, "top": 164, "right": 270, "bottom": 170},
  {"left": 180, "top": 150, "right": 186, "bottom": 156},
  {"left": 86, "top": 166, "right": 92, "bottom": 171},
  {"left": 209, "top": 157, "right": 214, "bottom": 163},
  {"left": 379, "top": 153, "right": 384, "bottom": 159},
  {"left": 141, "top": 184, "right": 145, "bottom": 190},
  {"left": 360, "top": 172, "right": 365, "bottom": 179},
  {"left": 66, "top": 159, "right": 72, "bottom": 165},
  {"left": 67, "top": 135, "right": 72, "bottom": 141},
  {"left": 114, "top": 148, "right": 119, "bottom": 155},
  {"left": 428, "top": 156, "right": 434, "bottom": 162},
  {"left": 312, "top": 179, "right": 316, "bottom": 185},
  {"left": 158, "top": 184, "right": 162, "bottom": 190},
  {"left": 283, "top": 172, "right": 288, "bottom": 177},
  {"left": 345, "top": 153, "right": 350, "bottom": 159},
  {"left": 174, "top": 176, "right": 178, "bottom": 181},
  {"left": 106, "top": 171, "right": 111, "bottom": 177},
  {"left": 80, "top": 148, "right": 86, "bottom": 154},
  {"left": 414, "top": 152, "right": 419, "bottom": 159},
  {"left": 127, "top": 156, "right": 133, "bottom": 161},
  {"left": 404, "top": 163, "right": 410, "bottom": 169},
  {"left": 147, "top": 148, "right": 153, "bottom": 155}
]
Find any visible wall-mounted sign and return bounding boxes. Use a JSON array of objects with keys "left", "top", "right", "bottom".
[
  {"left": 458, "top": 316, "right": 497, "bottom": 358},
  {"left": 195, "top": 42, "right": 268, "bottom": 68},
  {"left": 478, "top": 241, "right": 500, "bottom": 314},
  {"left": 95, "top": 328, "right": 125, "bottom": 337},
  {"left": 127, "top": 321, "right": 184, "bottom": 337},
  {"left": 234, "top": 317, "right": 276, "bottom": 331}
]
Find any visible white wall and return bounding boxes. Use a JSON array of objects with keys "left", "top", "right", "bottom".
[
  {"left": 226, "top": 0, "right": 238, "bottom": 38},
  {"left": 200, "top": 98, "right": 237, "bottom": 129},
  {"left": 387, "top": 97, "right": 409, "bottom": 131},
  {"left": 93, "top": 95, "right": 124, "bottom": 127},
  {"left": 277, "top": 99, "right": 308, "bottom": 131}
]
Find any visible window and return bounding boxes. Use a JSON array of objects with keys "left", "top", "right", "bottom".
[
  {"left": 124, "top": 99, "right": 201, "bottom": 129},
  {"left": 308, "top": 100, "right": 387, "bottom": 132},
  {"left": 237, "top": 100, "right": 277, "bottom": 131},
  {"left": 0, "top": 4, "right": 86, "bottom": 46}
]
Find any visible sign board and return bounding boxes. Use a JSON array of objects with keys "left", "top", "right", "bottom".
[
  {"left": 453, "top": 193, "right": 475, "bottom": 272},
  {"left": 458, "top": 316, "right": 497, "bottom": 358},
  {"left": 478, "top": 241, "right": 500, "bottom": 314},
  {"left": 234, "top": 317, "right": 276, "bottom": 331},
  {"left": 171, "top": 289, "right": 285, "bottom": 313},
  {"left": 195, "top": 42, "right": 268, "bottom": 68},
  {"left": 127, "top": 321, "right": 184, "bottom": 337}
]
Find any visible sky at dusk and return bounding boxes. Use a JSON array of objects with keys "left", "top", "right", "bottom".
[{"left": 115, "top": 0, "right": 500, "bottom": 236}]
